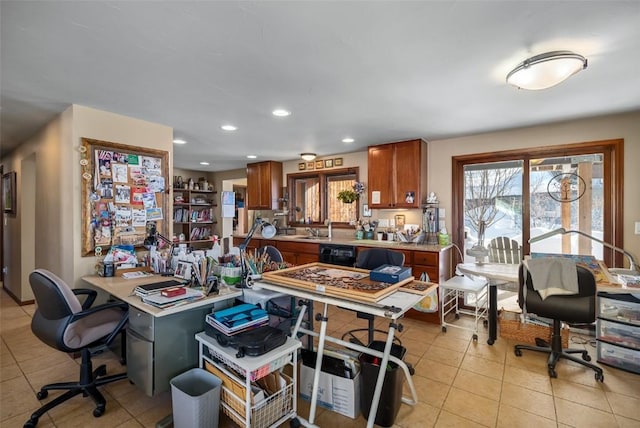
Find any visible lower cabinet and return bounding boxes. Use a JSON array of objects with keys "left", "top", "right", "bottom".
[{"left": 276, "top": 241, "right": 319, "bottom": 265}]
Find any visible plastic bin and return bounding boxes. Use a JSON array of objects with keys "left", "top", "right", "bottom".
[
  {"left": 171, "top": 368, "right": 222, "bottom": 428},
  {"left": 359, "top": 341, "right": 406, "bottom": 427}
]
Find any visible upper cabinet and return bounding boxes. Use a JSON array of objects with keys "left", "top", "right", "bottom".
[
  {"left": 367, "top": 139, "right": 427, "bottom": 209},
  {"left": 246, "top": 161, "right": 283, "bottom": 210}
]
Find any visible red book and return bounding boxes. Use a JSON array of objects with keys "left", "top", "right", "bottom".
[{"left": 161, "top": 287, "right": 187, "bottom": 297}]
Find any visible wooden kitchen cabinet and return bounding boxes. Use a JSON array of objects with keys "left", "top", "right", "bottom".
[
  {"left": 246, "top": 161, "right": 282, "bottom": 210},
  {"left": 276, "top": 241, "right": 319, "bottom": 265},
  {"left": 367, "top": 139, "right": 427, "bottom": 208}
]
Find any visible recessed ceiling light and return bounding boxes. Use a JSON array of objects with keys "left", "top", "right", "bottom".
[
  {"left": 173, "top": 139, "right": 187, "bottom": 145},
  {"left": 221, "top": 124, "right": 237, "bottom": 131},
  {"left": 200, "top": 162, "right": 210, "bottom": 166},
  {"left": 272, "top": 109, "right": 291, "bottom": 117},
  {"left": 247, "top": 155, "right": 257, "bottom": 159},
  {"left": 342, "top": 137, "right": 355, "bottom": 143}
]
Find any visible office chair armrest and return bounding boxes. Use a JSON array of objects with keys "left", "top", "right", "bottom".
[
  {"left": 69, "top": 300, "right": 129, "bottom": 323},
  {"left": 72, "top": 288, "right": 98, "bottom": 310}
]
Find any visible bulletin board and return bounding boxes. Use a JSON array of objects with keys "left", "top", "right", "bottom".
[{"left": 80, "top": 138, "right": 169, "bottom": 256}]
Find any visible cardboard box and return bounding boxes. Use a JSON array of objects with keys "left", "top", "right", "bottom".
[
  {"left": 299, "top": 363, "right": 361, "bottom": 419},
  {"left": 369, "top": 264, "right": 412, "bottom": 284}
]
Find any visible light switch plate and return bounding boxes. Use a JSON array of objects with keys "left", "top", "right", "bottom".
[{"left": 635, "top": 221, "right": 640, "bottom": 235}]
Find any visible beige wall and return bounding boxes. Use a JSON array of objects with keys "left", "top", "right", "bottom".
[
  {"left": 1, "top": 105, "right": 173, "bottom": 302},
  {"left": 427, "top": 111, "right": 640, "bottom": 266}
]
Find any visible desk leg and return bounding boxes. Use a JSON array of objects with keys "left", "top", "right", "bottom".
[
  {"left": 308, "top": 303, "right": 329, "bottom": 425},
  {"left": 487, "top": 283, "right": 497, "bottom": 345},
  {"left": 365, "top": 324, "right": 397, "bottom": 428}
]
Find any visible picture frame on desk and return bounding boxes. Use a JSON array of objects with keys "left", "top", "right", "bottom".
[{"left": 174, "top": 261, "right": 192, "bottom": 280}]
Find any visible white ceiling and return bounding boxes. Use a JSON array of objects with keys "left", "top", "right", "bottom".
[{"left": 2, "top": 1, "right": 639, "bottom": 172}]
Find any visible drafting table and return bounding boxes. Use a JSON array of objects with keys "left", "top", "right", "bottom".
[{"left": 252, "top": 280, "right": 434, "bottom": 428}]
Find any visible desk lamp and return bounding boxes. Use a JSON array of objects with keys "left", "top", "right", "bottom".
[
  {"left": 144, "top": 227, "right": 176, "bottom": 276},
  {"left": 529, "top": 228, "right": 639, "bottom": 275},
  {"left": 237, "top": 218, "right": 277, "bottom": 288}
]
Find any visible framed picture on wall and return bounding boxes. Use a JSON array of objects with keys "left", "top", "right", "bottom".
[
  {"left": 2, "top": 171, "right": 16, "bottom": 214},
  {"left": 324, "top": 159, "right": 333, "bottom": 168},
  {"left": 298, "top": 162, "right": 306, "bottom": 171},
  {"left": 334, "top": 158, "right": 343, "bottom": 166},
  {"left": 315, "top": 160, "right": 324, "bottom": 169},
  {"left": 306, "top": 162, "right": 315, "bottom": 170}
]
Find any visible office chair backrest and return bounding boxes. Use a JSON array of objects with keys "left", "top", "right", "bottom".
[
  {"left": 488, "top": 236, "right": 522, "bottom": 264},
  {"left": 355, "top": 248, "right": 405, "bottom": 270},
  {"left": 30, "top": 269, "right": 83, "bottom": 351},
  {"left": 518, "top": 263, "right": 596, "bottom": 323},
  {"left": 256, "top": 245, "right": 284, "bottom": 263}
]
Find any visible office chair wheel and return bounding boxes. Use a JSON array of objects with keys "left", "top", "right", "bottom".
[
  {"left": 24, "top": 417, "right": 37, "bottom": 428},
  {"left": 487, "top": 338, "right": 494, "bottom": 345},
  {"left": 548, "top": 367, "right": 557, "bottom": 378},
  {"left": 595, "top": 372, "right": 604, "bottom": 382},
  {"left": 36, "top": 390, "right": 48, "bottom": 400},
  {"left": 582, "top": 352, "right": 591, "bottom": 362},
  {"left": 95, "top": 364, "right": 107, "bottom": 377},
  {"left": 514, "top": 349, "right": 522, "bottom": 357},
  {"left": 93, "top": 405, "right": 105, "bottom": 417},
  {"left": 472, "top": 334, "right": 478, "bottom": 341}
]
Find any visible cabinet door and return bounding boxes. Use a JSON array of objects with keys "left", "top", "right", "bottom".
[
  {"left": 367, "top": 144, "right": 395, "bottom": 208},
  {"left": 393, "top": 140, "right": 422, "bottom": 208},
  {"left": 246, "top": 162, "right": 264, "bottom": 209}
]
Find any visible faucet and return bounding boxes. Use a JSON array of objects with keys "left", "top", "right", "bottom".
[{"left": 305, "top": 227, "right": 320, "bottom": 237}]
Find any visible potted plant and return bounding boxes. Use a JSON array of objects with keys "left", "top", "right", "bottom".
[{"left": 337, "top": 182, "right": 365, "bottom": 204}]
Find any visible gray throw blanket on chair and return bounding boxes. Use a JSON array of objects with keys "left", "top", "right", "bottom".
[{"left": 523, "top": 258, "right": 579, "bottom": 300}]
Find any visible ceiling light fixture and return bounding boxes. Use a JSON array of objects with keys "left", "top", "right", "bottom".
[
  {"left": 300, "top": 153, "right": 316, "bottom": 161},
  {"left": 221, "top": 124, "right": 237, "bottom": 131},
  {"left": 506, "top": 50, "right": 587, "bottom": 90},
  {"left": 247, "top": 155, "right": 257, "bottom": 159},
  {"left": 173, "top": 139, "right": 187, "bottom": 145},
  {"left": 200, "top": 162, "right": 210, "bottom": 165},
  {"left": 342, "top": 137, "right": 354, "bottom": 143},
  {"left": 272, "top": 109, "right": 291, "bottom": 117}
]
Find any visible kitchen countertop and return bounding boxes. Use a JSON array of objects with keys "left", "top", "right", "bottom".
[{"left": 233, "top": 233, "right": 452, "bottom": 253}]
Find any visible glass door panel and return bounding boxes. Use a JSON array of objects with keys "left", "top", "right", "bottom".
[{"left": 529, "top": 154, "right": 604, "bottom": 258}]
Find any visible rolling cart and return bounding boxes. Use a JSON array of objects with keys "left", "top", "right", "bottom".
[
  {"left": 440, "top": 275, "right": 488, "bottom": 341},
  {"left": 196, "top": 332, "right": 302, "bottom": 427}
]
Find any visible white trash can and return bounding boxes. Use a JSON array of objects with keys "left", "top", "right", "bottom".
[{"left": 170, "top": 368, "right": 222, "bottom": 428}]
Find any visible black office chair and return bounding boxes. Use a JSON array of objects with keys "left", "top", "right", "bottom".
[
  {"left": 25, "top": 269, "right": 129, "bottom": 428},
  {"left": 341, "top": 248, "right": 405, "bottom": 346},
  {"left": 514, "top": 263, "right": 604, "bottom": 382}
]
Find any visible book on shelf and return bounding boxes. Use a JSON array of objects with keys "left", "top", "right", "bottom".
[{"left": 205, "top": 303, "right": 269, "bottom": 335}]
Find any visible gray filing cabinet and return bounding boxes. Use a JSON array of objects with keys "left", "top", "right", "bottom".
[{"left": 127, "top": 300, "right": 232, "bottom": 396}]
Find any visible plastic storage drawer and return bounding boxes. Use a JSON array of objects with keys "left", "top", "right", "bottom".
[
  {"left": 597, "top": 292, "right": 640, "bottom": 326},
  {"left": 597, "top": 318, "right": 640, "bottom": 350},
  {"left": 597, "top": 341, "right": 640, "bottom": 374}
]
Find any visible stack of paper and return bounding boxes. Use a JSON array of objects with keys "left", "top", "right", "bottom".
[
  {"left": 141, "top": 287, "right": 204, "bottom": 308},
  {"left": 205, "top": 303, "right": 269, "bottom": 335}
]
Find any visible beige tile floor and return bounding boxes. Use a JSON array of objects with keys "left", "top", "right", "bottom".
[{"left": 2, "top": 287, "right": 640, "bottom": 428}]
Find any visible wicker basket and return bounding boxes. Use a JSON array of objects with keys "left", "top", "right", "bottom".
[{"left": 499, "top": 313, "right": 569, "bottom": 348}]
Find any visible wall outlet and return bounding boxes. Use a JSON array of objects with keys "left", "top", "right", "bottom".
[
  {"left": 635, "top": 221, "right": 640, "bottom": 235},
  {"left": 389, "top": 219, "right": 395, "bottom": 228}
]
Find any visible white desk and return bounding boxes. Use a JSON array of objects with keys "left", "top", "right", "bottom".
[
  {"left": 456, "top": 263, "right": 519, "bottom": 345},
  {"left": 83, "top": 275, "right": 242, "bottom": 396},
  {"left": 253, "top": 279, "right": 433, "bottom": 428}
]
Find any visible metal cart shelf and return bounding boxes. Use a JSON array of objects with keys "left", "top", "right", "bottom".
[
  {"left": 440, "top": 275, "right": 488, "bottom": 341},
  {"left": 196, "top": 332, "right": 302, "bottom": 428}
]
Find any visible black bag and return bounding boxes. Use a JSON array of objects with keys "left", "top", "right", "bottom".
[{"left": 206, "top": 324, "right": 287, "bottom": 358}]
